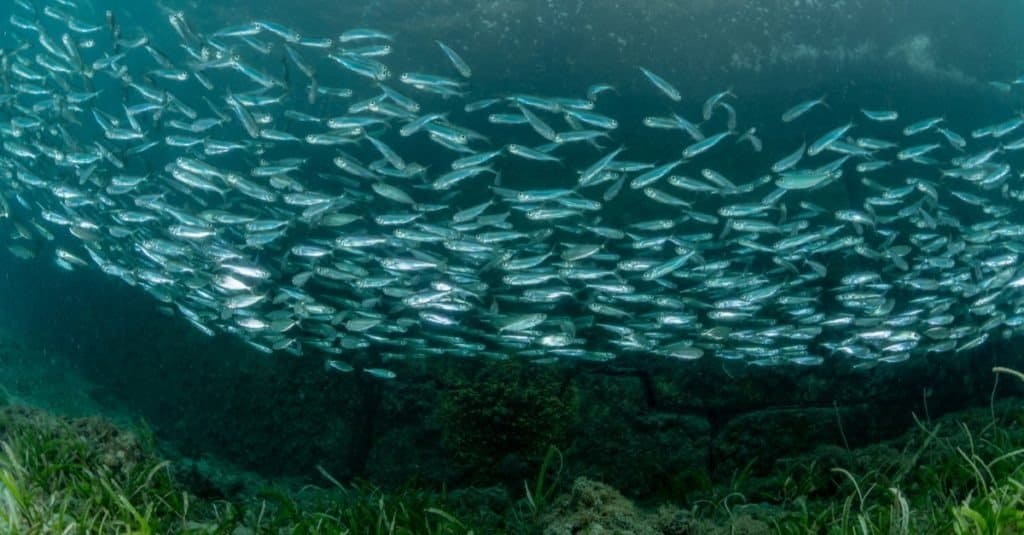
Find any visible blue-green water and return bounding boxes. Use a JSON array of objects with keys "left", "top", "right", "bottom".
[{"left": 1, "top": 0, "right": 1024, "bottom": 510}]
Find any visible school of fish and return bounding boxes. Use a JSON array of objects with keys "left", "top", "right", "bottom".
[{"left": 4, "top": 0, "right": 1024, "bottom": 379}]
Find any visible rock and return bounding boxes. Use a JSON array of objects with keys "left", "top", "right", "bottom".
[
  {"left": 572, "top": 370, "right": 711, "bottom": 498},
  {"left": 713, "top": 407, "right": 844, "bottom": 476},
  {"left": 540, "top": 477, "right": 670, "bottom": 535}
]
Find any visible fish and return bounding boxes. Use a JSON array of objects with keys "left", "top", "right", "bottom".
[
  {"left": 782, "top": 96, "right": 827, "bottom": 122},
  {"left": 629, "top": 160, "right": 682, "bottom": 190},
  {"left": 771, "top": 143, "right": 806, "bottom": 173},
  {"left": 436, "top": 41, "right": 471, "bottom": 78},
  {"left": 683, "top": 132, "right": 731, "bottom": 159},
  {"left": 0, "top": 0, "right": 1021, "bottom": 378},
  {"left": 775, "top": 169, "right": 836, "bottom": 190},
  {"left": 364, "top": 368, "right": 397, "bottom": 380},
  {"left": 702, "top": 89, "right": 735, "bottom": 121},
  {"left": 903, "top": 116, "right": 944, "bottom": 136},
  {"left": 861, "top": 109, "right": 898, "bottom": 122},
  {"left": 808, "top": 123, "right": 854, "bottom": 156},
  {"left": 507, "top": 144, "right": 562, "bottom": 163},
  {"left": 639, "top": 67, "right": 682, "bottom": 102},
  {"left": 897, "top": 143, "right": 941, "bottom": 161},
  {"left": 937, "top": 127, "right": 967, "bottom": 149}
]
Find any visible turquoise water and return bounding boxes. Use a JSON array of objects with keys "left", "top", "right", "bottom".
[{"left": 0, "top": 0, "right": 1024, "bottom": 503}]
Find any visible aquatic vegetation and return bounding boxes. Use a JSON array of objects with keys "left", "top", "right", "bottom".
[
  {"left": 506, "top": 444, "right": 564, "bottom": 534},
  {"left": 0, "top": 371, "right": 1019, "bottom": 533},
  {"left": 219, "top": 481, "right": 474, "bottom": 535},
  {"left": 0, "top": 406, "right": 188, "bottom": 534},
  {"left": 0, "top": 404, "right": 478, "bottom": 534},
  {"left": 663, "top": 368, "right": 1024, "bottom": 534}
]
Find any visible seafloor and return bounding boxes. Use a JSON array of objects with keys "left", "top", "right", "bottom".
[{"left": 0, "top": 319, "right": 1023, "bottom": 533}]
